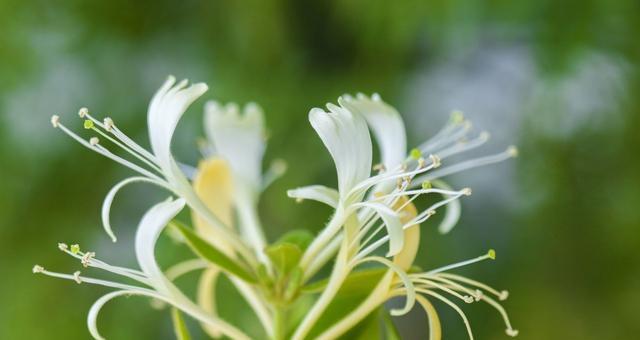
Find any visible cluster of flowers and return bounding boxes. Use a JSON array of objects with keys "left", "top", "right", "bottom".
[{"left": 35, "top": 76, "right": 518, "bottom": 339}]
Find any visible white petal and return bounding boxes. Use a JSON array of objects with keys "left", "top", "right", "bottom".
[
  {"left": 204, "top": 101, "right": 266, "bottom": 192},
  {"left": 135, "top": 198, "right": 186, "bottom": 286},
  {"left": 88, "top": 289, "right": 164, "bottom": 340},
  {"left": 432, "top": 180, "right": 461, "bottom": 234},
  {"left": 341, "top": 93, "right": 407, "bottom": 169},
  {"left": 287, "top": 185, "right": 339, "bottom": 208},
  {"left": 309, "top": 102, "right": 372, "bottom": 196},
  {"left": 102, "top": 176, "right": 168, "bottom": 242},
  {"left": 148, "top": 76, "right": 208, "bottom": 172},
  {"left": 355, "top": 202, "right": 404, "bottom": 256}
]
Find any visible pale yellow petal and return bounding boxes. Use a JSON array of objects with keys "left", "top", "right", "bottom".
[
  {"left": 393, "top": 196, "right": 420, "bottom": 271},
  {"left": 192, "top": 158, "right": 234, "bottom": 254}
]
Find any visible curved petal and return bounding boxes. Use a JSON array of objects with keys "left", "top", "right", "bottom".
[
  {"left": 415, "top": 295, "right": 442, "bottom": 340},
  {"left": 204, "top": 101, "right": 266, "bottom": 193},
  {"left": 102, "top": 176, "right": 168, "bottom": 242},
  {"left": 432, "top": 180, "right": 461, "bottom": 234},
  {"left": 88, "top": 289, "right": 165, "bottom": 340},
  {"left": 355, "top": 202, "right": 403, "bottom": 256},
  {"left": 342, "top": 93, "right": 407, "bottom": 170},
  {"left": 309, "top": 100, "right": 372, "bottom": 198},
  {"left": 287, "top": 185, "right": 339, "bottom": 208},
  {"left": 147, "top": 76, "right": 208, "bottom": 173},
  {"left": 357, "top": 256, "right": 415, "bottom": 316},
  {"left": 135, "top": 198, "right": 186, "bottom": 290},
  {"left": 197, "top": 268, "right": 223, "bottom": 338}
]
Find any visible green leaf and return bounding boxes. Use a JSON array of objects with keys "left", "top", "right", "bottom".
[
  {"left": 171, "top": 308, "right": 191, "bottom": 340},
  {"left": 304, "top": 268, "right": 388, "bottom": 338},
  {"left": 339, "top": 309, "right": 381, "bottom": 340},
  {"left": 171, "top": 220, "right": 257, "bottom": 283},
  {"left": 265, "top": 242, "right": 302, "bottom": 276},
  {"left": 277, "top": 230, "right": 314, "bottom": 250},
  {"left": 302, "top": 267, "right": 387, "bottom": 294}
]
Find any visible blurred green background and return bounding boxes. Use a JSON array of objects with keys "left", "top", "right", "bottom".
[{"left": 1, "top": 0, "right": 639, "bottom": 339}]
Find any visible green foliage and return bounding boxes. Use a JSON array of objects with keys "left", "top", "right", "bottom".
[{"left": 171, "top": 220, "right": 257, "bottom": 284}]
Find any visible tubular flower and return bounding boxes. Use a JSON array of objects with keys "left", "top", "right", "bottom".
[{"left": 37, "top": 78, "right": 517, "bottom": 340}]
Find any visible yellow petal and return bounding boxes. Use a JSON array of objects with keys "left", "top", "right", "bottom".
[
  {"left": 416, "top": 295, "right": 442, "bottom": 340},
  {"left": 392, "top": 196, "right": 420, "bottom": 271},
  {"left": 192, "top": 158, "right": 234, "bottom": 254},
  {"left": 197, "top": 267, "right": 223, "bottom": 338}
]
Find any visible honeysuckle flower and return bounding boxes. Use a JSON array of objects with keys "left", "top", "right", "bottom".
[
  {"left": 290, "top": 93, "right": 518, "bottom": 340},
  {"left": 50, "top": 76, "right": 255, "bottom": 264},
  {"left": 37, "top": 75, "right": 518, "bottom": 340},
  {"left": 33, "top": 198, "right": 252, "bottom": 340}
]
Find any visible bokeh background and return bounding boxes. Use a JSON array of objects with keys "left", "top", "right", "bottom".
[{"left": 1, "top": 1, "right": 639, "bottom": 339}]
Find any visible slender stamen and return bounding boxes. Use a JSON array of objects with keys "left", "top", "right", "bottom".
[
  {"left": 427, "top": 249, "right": 496, "bottom": 275},
  {"left": 411, "top": 277, "right": 475, "bottom": 303},
  {"left": 33, "top": 267, "right": 148, "bottom": 291},
  {"left": 437, "top": 131, "right": 490, "bottom": 159},
  {"left": 419, "top": 146, "right": 518, "bottom": 181},
  {"left": 87, "top": 122, "right": 163, "bottom": 174},
  {"left": 415, "top": 288, "right": 475, "bottom": 340},
  {"left": 437, "top": 273, "right": 509, "bottom": 300}
]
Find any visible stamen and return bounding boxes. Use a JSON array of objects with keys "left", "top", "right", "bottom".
[
  {"left": 427, "top": 250, "right": 496, "bottom": 275},
  {"left": 419, "top": 146, "right": 518, "bottom": 181},
  {"left": 429, "top": 154, "right": 441, "bottom": 168},
  {"left": 410, "top": 148, "right": 422, "bottom": 160},
  {"left": 450, "top": 110, "right": 465, "bottom": 124},
  {"left": 89, "top": 137, "right": 99, "bottom": 146},
  {"left": 81, "top": 252, "right": 96, "bottom": 267},
  {"left": 103, "top": 118, "right": 114, "bottom": 132},
  {"left": 437, "top": 273, "right": 508, "bottom": 300},
  {"left": 73, "top": 271, "right": 83, "bottom": 284},
  {"left": 32, "top": 265, "right": 44, "bottom": 273},
  {"left": 78, "top": 107, "right": 89, "bottom": 118},
  {"left": 58, "top": 243, "right": 68, "bottom": 251},
  {"left": 50, "top": 115, "right": 60, "bottom": 128}
]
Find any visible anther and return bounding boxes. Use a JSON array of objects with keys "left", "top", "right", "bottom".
[
  {"left": 463, "top": 295, "right": 475, "bottom": 303},
  {"left": 50, "top": 115, "right": 60, "bottom": 128},
  {"left": 58, "top": 243, "right": 68, "bottom": 251},
  {"left": 462, "top": 188, "right": 472, "bottom": 196},
  {"left": 32, "top": 265, "right": 44, "bottom": 274},
  {"left": 474, "top": 289, "right": 484, "bottom": 301},
  {"left": 89, "top": 137, "right": 99, "bottom": 146},
  {"left": 70, "top": 244, "right": 80, "bottom": 254},
  {"left": 78, "top": 107, "right": 89, "bottom": 118},
  {"left": 499, "top": 290, "right": 509, "bottom": 301},
  {"left": 410, "top": 148, "right": 422, "bottom": 160},
  {"left": 73, "top": 271, "right": 83, "bottom": 284},
  {"left": 451, "top": 110, "right": 464, "bottom": 124},
  {"left": 417, "top": 158, "right": 426, "bottom": 169},
  {"left": 270, "top": 159, "right": 288, "bottom": 175},
  {"left": 103, "top": 118, "right": 114, "bottom": 132},
  {"left": 506, "top": 328, "right": 519, "bottom": 337},
  {"left": 81, "top": 252, "right": 96, "bottom": 267},
  {"left": 421, "top": 181, "right": 432, "bottom": 190},
  {"left": 429, "top": 154, "right": 441, "bottom": 168},
  {"left": 487, "top": 249, "right": 496, "bottom": 260},
  {"left": 372, "top": 163, "right": 386, "bottom": 173},
  {"left": 507, "top": 146, "right": 518, "bottom": 157}
]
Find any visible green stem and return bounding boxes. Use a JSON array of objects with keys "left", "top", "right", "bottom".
[{"left": 273, "top": 306, "right": 287, "bottom": 340}]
